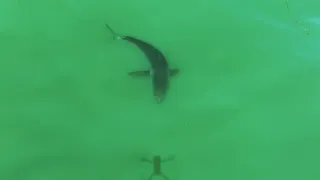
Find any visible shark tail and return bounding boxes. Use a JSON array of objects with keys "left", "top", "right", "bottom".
[{"left": 105, "top": 24, "right": 123, "bottom": 40}]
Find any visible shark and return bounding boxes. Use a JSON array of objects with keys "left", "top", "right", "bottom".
[{"left": 105, "top": 24, "right": 179, "bottom": 103}]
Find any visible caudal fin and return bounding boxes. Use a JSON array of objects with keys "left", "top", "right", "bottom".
[{"left": 105, "top": 24, "right": 123, "bottom": 40}]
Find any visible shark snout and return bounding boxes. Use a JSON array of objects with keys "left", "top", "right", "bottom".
[
  {"left": 155, "top": 96, "right": 164, "bottom": 104},
  {"left": 154, "top": 90, "right": 165, "bottom": 104}
]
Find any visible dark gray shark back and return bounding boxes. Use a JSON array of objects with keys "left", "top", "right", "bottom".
[{"left": 122, "top": 36, "right": 169, "bottom": 69}]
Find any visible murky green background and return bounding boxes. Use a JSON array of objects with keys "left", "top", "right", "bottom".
[{"left": 1, "top": 0, "right": 319, "bottom": 180}]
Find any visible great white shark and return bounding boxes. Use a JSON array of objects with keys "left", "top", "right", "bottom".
[{"left": 105, "top": 24, "right": 179, "bottom": 103}]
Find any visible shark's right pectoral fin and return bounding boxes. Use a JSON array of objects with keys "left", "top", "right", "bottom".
[
  {"left": 128, "top": 70, "right": 150, "bottom": 77},
  {"left": 169, "top": 68, "right": 180, "bottom": 77}
]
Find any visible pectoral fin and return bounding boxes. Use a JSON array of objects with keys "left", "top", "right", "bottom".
[
  {"left": 128, "top": 70, "right": 150, "bottom": 77},
  {"left": 169, "top": 68, "right": 180, "bottom": 77}
]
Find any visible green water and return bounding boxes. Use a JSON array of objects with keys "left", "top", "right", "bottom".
[{"left": 1, "top": 0, "right": 319, "bottom": 180}]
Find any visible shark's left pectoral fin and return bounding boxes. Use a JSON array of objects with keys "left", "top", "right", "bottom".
[
  {"left": 128, "top": 70, "right": 150, "bottom": 77},
  {"left": 169, "top": 68, "right": 180, "bottom": 77}
]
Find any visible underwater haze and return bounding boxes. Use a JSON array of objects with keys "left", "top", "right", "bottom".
[{"left": 1, "top": 0, "right": 320, "bottom": 180}]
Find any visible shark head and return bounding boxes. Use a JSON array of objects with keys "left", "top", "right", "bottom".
[{"left": 152, "top": 69, "right": 169, "bottom": 104}]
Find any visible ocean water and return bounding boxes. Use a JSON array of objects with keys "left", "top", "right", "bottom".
[{"left": 1, "top": 0, "right": 319, "bottom": 180}]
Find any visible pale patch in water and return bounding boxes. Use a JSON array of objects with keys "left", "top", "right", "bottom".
[
  {"left": 254, "top": 13, "right": 291, "bottom": 30},
  {"left": 307, "top": 17, "right": 320, "bottom": 26}
]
